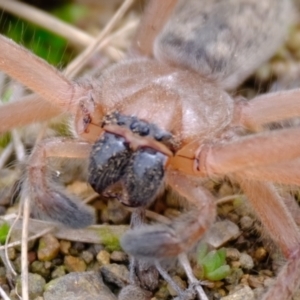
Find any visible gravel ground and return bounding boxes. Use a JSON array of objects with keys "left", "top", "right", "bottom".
[{"left": 1, "top": 1, "right": 300, "bottom": 300}]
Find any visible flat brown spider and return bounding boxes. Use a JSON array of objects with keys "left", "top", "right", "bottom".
[{"left": 1, "top": 0, "right": 300, "bottom": 299}]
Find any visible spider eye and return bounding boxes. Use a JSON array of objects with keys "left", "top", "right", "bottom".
[
  {"left": 88, "top": 132, "right": 131, "bottom": 194},
  {"left": 120, "top": 148, "right": 167, "bottom": 207}
]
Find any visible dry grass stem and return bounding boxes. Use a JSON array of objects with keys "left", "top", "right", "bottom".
[
  {"left": 178, "top": 253, "right": 209, "bottom": 300},
  {"left": 0, "top": 227, "right": 54, "bottom": 251},
  {"left": 0, "top": 142, "right": 13, "bottom": 169},
  {"left": 66, "top": 0, "right": 136, "bottom": 78},
  {"left": 216, "top": 194, "right": 244, "bottom": 205},
  {"left": 21, "top": 196, "right": 30, "bottom": 300},
  {"left": 3, "top": 206, "right": 23, "bottom": 277},
  {"left": 0, "top": 0, "right": 93, "bottom": 47},
  {"left": 2, "top": 214, "right": 128, "bottom": 244},
  {"left": 0, "top": 286, "right": 10, "bottom": 300}
]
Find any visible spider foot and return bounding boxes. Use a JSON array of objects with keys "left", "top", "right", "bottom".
[
  {"left": 129, "top": 256, "right": 159, "bottom": 291},
  {"left": 24, "top": 180, "right": 96, "bottom": 228},
  {"left": 121, "top": 224, "right": 182, "bottom": 258},
  {"left": 155, "top": 261, "right": 196, "bottom": 300},
  {"left": 128, "top": 208, "right": 159, "bottom": 291}
]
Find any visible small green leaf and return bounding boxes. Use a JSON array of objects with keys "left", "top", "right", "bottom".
[
  {"left": 0, "top": 222, "right": 10, "bottom": 244},
  {"left": 202, "top": 250, "right": 220, "bottom": 274},
  {"left": 0, "top": 132, "right": 11, "bottom": 148},
  {"left": 197, "top": 244, "right": 231, "bottom": 281},
  {"left": 197, "top": 242, "right": 209, "bottom": 263},
  {"left": 216, "top": 248, "right": 226, "bottom": 265},
  {"left": 98, "top": 227, "right": 122, "bottom": 252},
  {"left": 206, "top": 265, "right": 231, "bottom": 281}
]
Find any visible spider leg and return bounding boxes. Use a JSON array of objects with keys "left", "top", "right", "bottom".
[
  {"left": 128, "top": 208, "right": 159, "bottom": 291},
  {"left": 170, "top": 127, "right": 300, "bottom": 177},
  {"left": 199, "top": 127, "right": 300, "bottom": 176},
  {"left": 25, "top": 137, "right": 95, "bottom": 228},
  {"left": 0, "top": 35, "right": 109, "bottom": 142},
  {"left": 0, "top": 94, "right": 62, "bottom": 133},
  {"left": 261, "top": 249, "right": 300, "bottom": 300},
  {"left": 130, "top": 0, "right": 177, "bottom": 57},
  {"left": 235, "top": 179, "right": 300, "bottom": 258},
  {"left": 237, "top": 160, "right": 300, "bottom": 186},
  {"left": 235, "top": 178, "right": 300, "bottom": 300},
  {"left": 0, "top": 35, "right": 86, "bottom": 114},
  {"left": 121, "top": 170, "right": 216, "bottom": 258},
  {"left": 236, "top": 88, "right": 300, "bottom": 131}
]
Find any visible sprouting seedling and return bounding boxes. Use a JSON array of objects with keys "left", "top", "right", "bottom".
[
  {"left": 196, "top": 243, "right": 231, "bottom": 281},
  {"left": 0, "top": 222, "right": 10, "bottom": 244}
]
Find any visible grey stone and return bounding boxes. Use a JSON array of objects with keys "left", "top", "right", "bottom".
[
  {"left": 239, "top": 253, "right": 254, "bottom": 270},
  {"left": 205, "top": 220, "right": 240, "bottom": 248},
  {"left": 16, "top": 273, "right": 46, "bottom": 299},
  {"left": 100, "top": 263, "right": 130, "bottom": 288},
  {"left": 118, "top": 285, "right": 152, "bottom": 300},
  {"left": 221, "top": 285, "right": 254, "bottom": 300},
  {"left": 44, "top": 271, "right": 117, "bottom": 300}
]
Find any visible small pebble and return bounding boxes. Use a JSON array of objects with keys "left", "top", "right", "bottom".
[
  {"left": 218, "top": 183, "right": 234, "bottom": 197},
  {"left": 7, "top": 247, "right": 16, "bottom": 260},
  {"left": 239, "top": 216, "right": 254, "bottom": 230},
  {"left": 97, "top": 250, "right": 111, "bottom": 265},
  {"left": 240, "top": 274, "right": 249, "bottom": 285},
  {"left": 167, "top": 276, "right": 187, "bottom": 297},
  {"left": 30, "top": 261, "right": 51, "bottom": 278},
  {"left": 64, "top": 255, "right": 87, "bottom": 272},
  {"left": 28, "top": 251, "right": 37, "bottom": 264},
  {"left": 227, "top": 212, "right": 240, "bottom": 224},
  {"left": 226, "top": 248, "right": 241, "bottom": 261},
  {"left": 154, "top": 284, "right": 170, "bottom": 299},
  {"left": 254, "top": 247, "right": 267, "bottom": 262},
  {"left": 66, "top": 180, "right": 93, "bottom": 199},
  {"left": 38, "top": 234, "right": 60, "bottom": 261},
  {"left": 0, "top": 267, "right": 7, "bottom": 285},
  {"left": 45, "top": 261, "right": 52, "bottom": 269},
  {"left": 86, "top": 261, "right": 101, "bottom": 272},
  {"left": 259, "top": 269, "right": 273, "bottom": 277},
  {"left": 60, "top": 240, "right": 71, "bottom": 255},
  {"left": 51, "top": 266, "right": 66, "bottom": 279},
  {"left": 44, "top": 271, "right": 117, "bottom": 300},
  {"left": 81, "top": 250, "right": 94, "bottom": 264},
  {"left": 107, "top": 199, "right": 130, "bottom": 224},
  {"left": 225, "top": 268, "right": 244, "bottom": 285},
  {"left": 230, "top": 261, "right": 241, "bottom": 269},
  {"left": 248, "top": 275, "right": 264, "bottom": 289},
  {"left": 72, "top": 242, "right": 85, "bottom": 251},
  {"left": 88, "top": 244, "right": 104, "bottom": 256},
  {"left": 239, "top": 253, "right": 254, "bottom": 270},
  {"left": 110, "top": 251, "right": 128, "bottom": 263},
  {"left": 118, "top": 285, "right": 152, "bottom": 300},
  {"left": 253, "top": 287, "right": 265, "bottom": 299},
  {"left": 16, "top": 273, "right": 46, "bottom": 299},
  {"left": 100, "top": 263, "right": 130, "bottom": 288},
  {"left": 217, "top": 288, "right": 227, "bottom": 297},
  {"left": 52, "top": 258, "right": 63, "bottom": 266},
  {"left": 13, "top": 256, "right": 22, "bottom": 273},
  {"left": 221, "top": 285, "right": 254, "bottom": 300},
  {"left": 264, "top": 277, "right": 275, "bottom": 288},
  {"left": 205, "top": 220, "right": 240, "bottom": 248}
]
